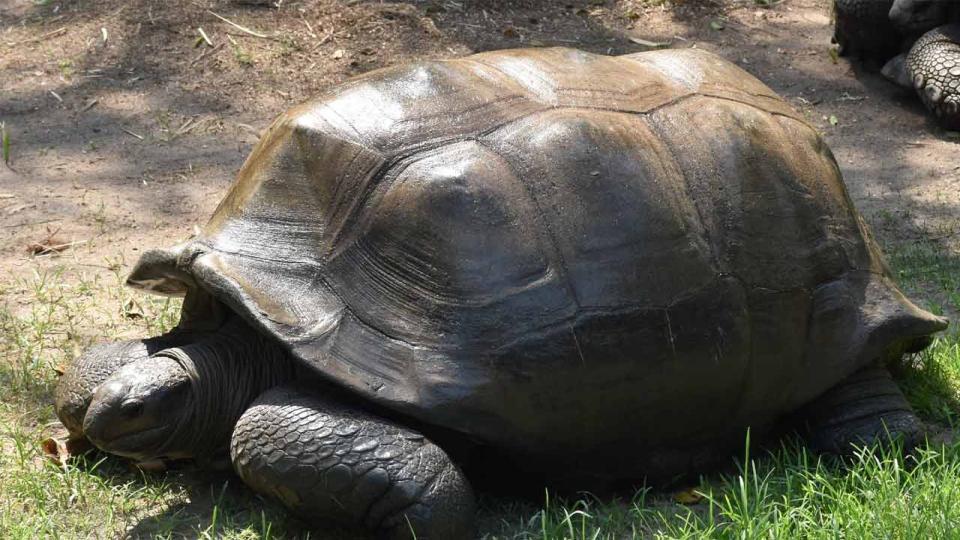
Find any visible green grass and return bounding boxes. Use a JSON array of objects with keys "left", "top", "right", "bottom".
[
  {"left": 0, "top": 264, "right": 303, "bottom": 539},
  {"left": 482, "top": 436, "right": 960, "bottom": 539},
  {"left": 1, "top": 239, "right": 958, "bottom": 538},
  {"left": 2, "top": 121, "right": 10, "bottom": 165}
]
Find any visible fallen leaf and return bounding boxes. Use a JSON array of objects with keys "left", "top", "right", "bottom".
[
  {"left": 41, "top": 437, "right": 65, "bottom": 465},
  {"left": 829, "top": 114, "right": 839, "bottom": 126},
  {"left": 42, "top": 436, "right": 92, "bottom": 466},
  {"left": 710, "top": 19, "right": 725, "bottom": 31},
  {"left": 27, "top": 226, "right": 64, "bottom": 254},
  {"left": 122, "top": 298, "right": 145, "bottom": 319},
  {"left": 331, "top": 49, "right": 345, "bottom": 59},
  {"left": 503, "top": 26, "right": 520, "bottom": 38},
  {"left": 27, "top": 228, "right": 84, "bottom": 255}
]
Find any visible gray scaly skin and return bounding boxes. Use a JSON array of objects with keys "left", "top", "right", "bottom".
[
  {"left": 906, "top": 24, "right": 960, "bottom": 128},
  {"left": 54, "top": 332, "right": 200, "bottom": 438},
  {"left": 231, "top": 386, "right": 475, "bottom": 539},
  {"left": 54, "top": 288, "right": 231, "bottom": 441},
  {"left": 61, "top": 317, "right": 476, "bottom": 538},
  {"left": 81, "top": 317, "right": 296, "bottom": 461},
  {"left": 800, "top": 365, "right": 924, "bottom": 454}
]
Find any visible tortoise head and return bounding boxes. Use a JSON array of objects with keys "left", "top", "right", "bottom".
[
  {"left": 81, "top": 316, "right": 297, "bottom": 462},
  {"left": 74, "top": 246, "right": 233, "bottom": 460},
  {"left": 82, "top": 355, "right": 194, "bottom": 460},
  {"left": 54, "top": 334, "right": 201, "bottom": 443},
  {"left": 889, "top": 0, "right": 953, "bottom": 33}
]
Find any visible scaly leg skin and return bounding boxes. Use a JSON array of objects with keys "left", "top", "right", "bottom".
[
  {"left": 799, "top": 365, "right": 923, "bottom": 456},
  {"left": 907, "top": 24, "right": 960, "bottom": 130},
  {"left": 231, "top": 386, "right": 475, "bottom": 539},
  {"left": 54, "top": 332, "right": 199, "bottom": 438}
]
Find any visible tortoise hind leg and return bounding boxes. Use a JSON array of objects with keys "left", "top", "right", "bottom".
[
  {"left": 798, "top": 364, "right": 924, "bottom": 456},
  {"left": 230, "top": 386, "right": 475, "bottom": 539}
]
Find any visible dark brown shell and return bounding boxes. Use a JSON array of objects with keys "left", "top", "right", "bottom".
[{"left": 128, "top": 48, "right": 946, "bottom": 476}]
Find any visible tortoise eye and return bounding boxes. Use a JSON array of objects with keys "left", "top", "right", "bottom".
[{"left": 120, "top": 399, "right": 145, "bottom": 418}]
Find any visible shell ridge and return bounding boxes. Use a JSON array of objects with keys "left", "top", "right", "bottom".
[
  {"left": 467, "top": 56, "right": 559, "bottom": 105},
  {"left": 638, "top": 115, "right": 720, "bottom": 276},
  {"left": 322, "top": 157, "right": 394, "bottom": 261},
  {"left": 484, "top": 274, "right": 738, "bottom": 354},
  {"left": 305, "top": 129, "right": 378, "bottom": 242},
  {"left": 317, "top": 102, "right": 374, "bottom": 147},
  {"left": 471, "top": 138, "right": 582, "bottom": 311},
  {"left": 325, "top": 141, "right": 499, "bottom": 263}
]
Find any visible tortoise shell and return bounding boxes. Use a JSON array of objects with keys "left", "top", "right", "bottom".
[{"left": 128, "top": 48, "right": 946, "bottom": 474}]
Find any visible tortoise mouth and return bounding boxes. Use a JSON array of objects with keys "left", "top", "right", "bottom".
[{"left": 87, "top": 424, "right": 176, "bottom": 459}]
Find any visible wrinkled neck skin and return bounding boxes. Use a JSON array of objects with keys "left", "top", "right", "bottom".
[
  {"left": 156, "top": 318, "right": 297, "bottom": 460},
  {"left": 55, "top": 289, "right": 225, "bottom": 441},
  {"left": 83, "top": 315, "right": 297, "bottom": 463}
]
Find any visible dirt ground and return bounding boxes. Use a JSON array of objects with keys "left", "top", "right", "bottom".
[
  {"left": 2, "top": 0, "right": 959, "bottom": 309},
  {"left": 1, "top": 0, "right": 959, "bottom": 532}
]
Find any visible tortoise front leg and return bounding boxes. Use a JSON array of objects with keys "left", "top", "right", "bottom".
[
  {"left": 798, "top": 364, "right": 923, "bottom": 456},
  {"left": 230, "top": 386, "right": 475, "bottom": 539}
]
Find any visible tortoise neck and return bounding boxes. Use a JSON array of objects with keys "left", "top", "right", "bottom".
[{"left": 155, "top": 317, "right": 296, "bottom": 459}]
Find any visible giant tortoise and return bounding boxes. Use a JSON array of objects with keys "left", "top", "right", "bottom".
[{"left": 55, "top": 47, "right": 948, "bottom": 538}]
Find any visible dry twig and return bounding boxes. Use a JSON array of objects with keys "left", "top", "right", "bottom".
[
  {"left": 190, "top": 43, "right": 224, "bottom": 66},
  {"left": 208, "top": 10, "right": 274, "bottom": 39},
  {"left": 80, "top": 99, "right": 99, "bottom": 113},
  {"left": 122, "top": 128, "right": 144, "bottom": 140},
  {"left": 28, "top": 239, "right": 87, "bottom": 255}
]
